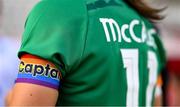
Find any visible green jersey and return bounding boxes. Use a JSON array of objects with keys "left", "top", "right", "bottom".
[{"left": 18, "top": 0, "right": 166, "bottom": 106}]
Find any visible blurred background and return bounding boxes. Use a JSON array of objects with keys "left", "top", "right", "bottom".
[{"left": 0, "top": 0, "right": 179, "bottom": 106}]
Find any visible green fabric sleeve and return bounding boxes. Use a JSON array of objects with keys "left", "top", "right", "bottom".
[
  {"left": 154, "top": 34, "right": 167, "bottom": 72},
  {"left": 18, "top": 0, "right": 88, "bottom": 77}
]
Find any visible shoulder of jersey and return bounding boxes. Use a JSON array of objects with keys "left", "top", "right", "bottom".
[{"left": 28, "top": 0, "right": 88, "bottom": 22}]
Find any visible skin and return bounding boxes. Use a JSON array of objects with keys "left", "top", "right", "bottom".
[
  {"left": 154, "top": 95, "right": 163, "bottom": 106},
  {"left": 5, "top": 83, "right": 58, "bottom": 106}
]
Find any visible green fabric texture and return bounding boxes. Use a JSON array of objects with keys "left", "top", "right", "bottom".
[{"left": 18, "top": 0, "right": 166, "bottom": 106}]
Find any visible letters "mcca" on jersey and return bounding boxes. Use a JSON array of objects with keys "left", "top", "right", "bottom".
[{"left": 99, "top": 18, "right": 157, "bottom": 47}]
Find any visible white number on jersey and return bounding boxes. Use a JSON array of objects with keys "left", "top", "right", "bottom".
[{"left": 120, "top": 49, "right": 158, "bottom": 106}]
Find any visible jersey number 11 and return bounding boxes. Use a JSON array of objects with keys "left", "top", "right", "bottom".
[{"left": 120, "top": 49, "right": 158, "bottom": 106}]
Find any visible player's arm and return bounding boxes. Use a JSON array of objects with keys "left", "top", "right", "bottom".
[
  {"left": 6, "top": 54, "right": 61, "bottom": 106},
  {"left": 6, "top": 83, "right": 58, "bottom": 106},
  {"left": 154, "top": 75, "right": 163, "bottom": 106}
]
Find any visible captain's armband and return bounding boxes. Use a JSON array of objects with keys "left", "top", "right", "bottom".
[{"left": 16, "top": 54, "right": 62, "bottom": 90}]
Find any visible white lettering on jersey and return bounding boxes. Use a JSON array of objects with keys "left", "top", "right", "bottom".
[
  {"left": 99, "top": 18, "right": 157, "bottom": 48},
  {"left": 129, "top": 20, "right": 142, "bottom": 43},
  {"left": 122, "top": 24, "right": 131, "bottom": 43},
  {"left": 99, "top": 18, "right": 121, "bottom": 42}
]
